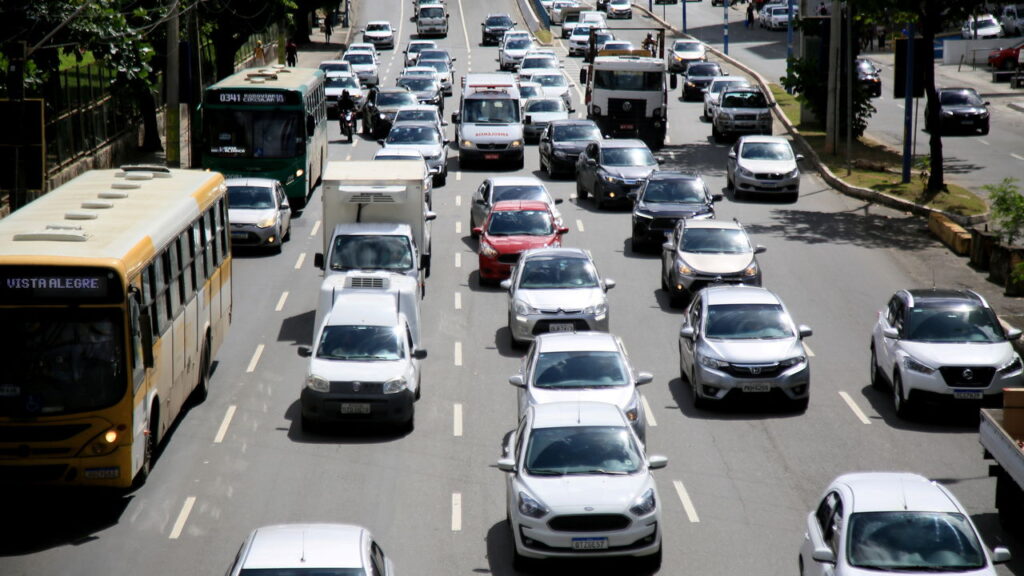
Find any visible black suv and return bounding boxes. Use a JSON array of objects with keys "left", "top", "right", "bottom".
[
  {"left": 630, "top": 172, "right": 722, "bottom": 251},
  {"left": 362, "top": 86, "right": 419, "bottom": 139},
  {"left": 481, "top": 14, "right": 515, "bottom": 45}
]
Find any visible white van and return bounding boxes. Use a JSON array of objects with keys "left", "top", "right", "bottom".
[
  {"left": 1001, "top": 4, "right": 1024, "bottom": 35},
  {"left": 416, "top": 4, "right": 449, "bottom": 37}
]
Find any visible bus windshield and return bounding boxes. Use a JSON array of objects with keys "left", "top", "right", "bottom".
[
  {"left": 0, "top": 308, "right": 126, "bottom": 417},
  {"left": 593, "top": 70, "right": 662, "bottom": 91},
  {"left": 205, "top": 109, "right": 306, "bottom": 158}
]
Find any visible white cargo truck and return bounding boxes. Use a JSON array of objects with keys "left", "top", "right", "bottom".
[
  {"left": 314, "top": 161, "right": 436, "bottom": 292},
  {"left": 580, "top": 51, "right": 672, "bottom": 149}
]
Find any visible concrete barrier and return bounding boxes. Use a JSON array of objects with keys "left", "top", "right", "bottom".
[{"left": 928, "top": 212, "right": 973, "bottom": 255}]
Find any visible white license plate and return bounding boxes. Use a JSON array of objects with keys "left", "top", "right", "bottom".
[
  {"left": 549, "top": 323, "right": 575, "bottom": 332},
  {"left": 572, "top": 538, "right": 608, "bottom": 550},
  {"left": 953, "top": 390, "right": 983, "bottom": 400},
  {"left": 340, "top": 403, "right": 371, "bottom": 414},
  {"left": 620, "top": 124, "right": 634, "bottom": 130},
  {"left": 742, "top": 383, "right": 771, "bottom": 393}
]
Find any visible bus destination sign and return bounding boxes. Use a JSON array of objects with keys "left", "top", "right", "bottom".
[
  {"left": 0, "top": 267, "right": 121, "bottom": 303},
  {"left": 211, "top": 90, "right": 299, "bottom": 106}
]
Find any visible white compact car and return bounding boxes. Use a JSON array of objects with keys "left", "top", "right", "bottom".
[
  {"left": 497, "top": 401, "right": 667, "bottom": 571},
  {"left": 726, "top": 135, "right": 803, "bottom": 201},
  {"left": 362, "top": 21, "right": 395, "bottom": 49},
  {"left": 226, "top": 524, "right": 396, "bottom": 576}
]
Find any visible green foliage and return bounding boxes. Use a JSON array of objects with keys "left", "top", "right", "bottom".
[
  {"left": 985, "top": 179, "right": 1024, "bottom": 245},
  {"left": 779, "top": 55, "right": 875, "bottom": 138}
]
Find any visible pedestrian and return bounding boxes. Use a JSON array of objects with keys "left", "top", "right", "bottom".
[
  {"left": 876, "top": 24, "right": 886, "bottom": 49},
  {"left": 286, "top": 39, "right": 298, "bottom": 67},
  {"left": 324, "top": 13, "right": 333, "bottom": 44},
  {"left": 817, "top": 1, "right": 827, "bottom": 16},
  {"left": 254, "top": 40, "right": 265, "bottom": 66},
  {"left": 746, "top": 2, "right": 755, "bottom": 28}
]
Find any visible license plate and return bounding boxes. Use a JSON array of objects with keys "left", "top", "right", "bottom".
[
  {"left": 620, "top": 124, "right": 634, "bottom": 130},
  {"left": 960, "top": 120, "right": 974, "bottom": 125},
  {"left": 484, "top": 153, "right": 499, "bottom": 160},
  {"left": 340, "top": 403, "right": 371, "bottom": 414},
  {"left": 742, "top": 383, "right": 771, "bottom": 393},
  {"left": 549, "top": 323, "right": 575, "bottom": 333},
  {"left": 953, "top": 390, "right": 983, "bottom": 400},
  {"left": 572, "top": 538, "right": 608, "bottom": 550}
]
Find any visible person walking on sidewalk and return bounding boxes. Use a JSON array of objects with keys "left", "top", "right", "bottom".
[
  {"left": 746, "top": 3, "right": 755, "bottom": 28},
  {"left": 324, "top": 12, "right": 333, "bottom": 45},
  {"left": 286, "top": 39, "right": 298, "bottom": 67},
  {"left": 254, "top": 40, "right": 265, "bottom": 66}
]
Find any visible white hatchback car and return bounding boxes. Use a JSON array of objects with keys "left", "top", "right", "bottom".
[
  {"left": 800, "top": 472, "right": 1011, "bottom": 576},
  {"left": 226, "top": 524, "right": 395, "bottom": 576},
  {"left": 497, "top": 401, "right": 667, "bottom": 571}
]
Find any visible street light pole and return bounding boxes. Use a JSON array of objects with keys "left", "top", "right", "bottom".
[
  {"left": 683, "top": 0, "right": 688, "bottom": 33},
  {"left": 723, "top": 0, "right": 730, "bottom": 55}
]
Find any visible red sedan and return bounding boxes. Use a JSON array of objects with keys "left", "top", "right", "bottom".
[
  {"left": 988, "top": 40, "right": 1024, "bottom": 70},
  {"left": 474, "top": 200, "right": 569, "bottom": 284}
]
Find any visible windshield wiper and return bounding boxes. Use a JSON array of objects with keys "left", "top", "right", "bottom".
[
  {"left": 528, "top": 469, "right": 564, "bottom": 476},
  {"left": 568, "top": 468, "right": 630, "bottom": 475}
]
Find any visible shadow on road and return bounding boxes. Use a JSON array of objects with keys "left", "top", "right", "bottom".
[{"left": 742, "top": 206, "right": 936, "bottom": 251}]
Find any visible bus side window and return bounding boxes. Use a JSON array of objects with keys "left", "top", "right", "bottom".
[
  {"left": 202, "top": 210, "right": 216, "bottom": 274},
  {"left": 153, "top": 254, "right": 170, "bottom": 333},
  {"left": 164, "top": 247, "right": 181, "bottom": 318},
  {"left": 129, "top": 289, "right": 147, "bottom": 388},
  {"left": 178, "top": 234, "right": 194, "bottom": 299},
  {"left": 192, "top": 222, "right": 209, "bottom": 284},
  {"left": 216, "top": 198, "right": 229, "bottom": 262}
]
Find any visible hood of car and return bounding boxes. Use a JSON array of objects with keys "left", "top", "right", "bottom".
[
  {"left": 552, "top": 141, "right": 589, "bottom": 154},
  {"left": 700, "top": 337, "right": 803, "bottom": 365},
  {"left": 229, "top": 207, "right": 278, "bottom": 225},
  {"left": 600, "top": 165, "right": 657, "bottom": 180},
  {"left": 898, "top": 341, "right": 1015, "bottom": 369},
  {"left": 738, "top": 158, "right": 797, "bottom": 173},
  {"left": 526, "top": 111, "right": 570, "bottom": 123},
  {"left": 483, "top": 234, "right": 557, "bottom": 253},
  {"left": 504, "top": 47, "right": 531, "bottom": 57},
  {"left": 350, "top": 63, "right": 377, "bottom": 73},
  {"left": 679, "top": 251, "right": 754, "bottom": 274},
  {"left": 309, "top": 357, "right": 408, "bottom": 382},
  {"left": 540, "top": 86, "right": 570, "bottom": 99},
  {"left": 686, "top": 75, "right": 718, "bottom": 84},
  {"left": 636, "top": 201, "right": 710, "bottom": 218},
  {"left": 409, "top": 89, "right": 439, "bottom": 100},
  {"left": 520, "top": 288, "right": 606, "bottom": 311},
  {"left": 528, "top": 386, "right": 635, "bottom": 412},
  {"left": 364, "top": 31, "right": 392, "bottom": 38},
  {"left": 523, "top": 473, "right": 652, "bottom": 512},
  {"left": 672, "top": 50, "right": 703, "bottom": 60}
]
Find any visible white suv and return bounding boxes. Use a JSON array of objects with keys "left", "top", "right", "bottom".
[{"left": 870, "top": 288, "right": 1023, "bottom": 418}]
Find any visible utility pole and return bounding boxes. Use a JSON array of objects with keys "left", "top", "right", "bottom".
[
  {"left": 723, "top": 0, "right": 730, "bottom": 55},
  {"left": 166, "top": 0, "right": 180, "bottom": 167},
  {"left": 901, "top": 23, "right": 915, "bottom": 183},
  {"left": 845, "top": 1, "right": 853, "bottom": 174},
  {"left": 824, "top": 3, "right": 841, "bottom": 154},
  {"left": 683, "top": 0, "right": 688, "bottom": 33}
]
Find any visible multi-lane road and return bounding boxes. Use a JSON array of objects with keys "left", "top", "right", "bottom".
[{"left": 3, "top": 0, "right": 1023, "bottom": 574}]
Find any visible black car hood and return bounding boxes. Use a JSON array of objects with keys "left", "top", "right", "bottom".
[
  {"left": 635, "top": 201, "right": 710, "bottom": 218},
  {"left": 552, "top": 141, "right": 589, "bottom": 154}
]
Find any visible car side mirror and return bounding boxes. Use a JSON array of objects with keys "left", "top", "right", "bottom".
[
  {"left": 585, "top": 156, "right": 596, "bottom": 164},
  {"left": 554, "top": 198, "right": 563, "bottom": 205},
  {"left": 1008, "top": 328, "right": 1023, "bottom": 341},
  {"left": 680, "top": 325, "right": 695, "bottom": 340},
  {"left": 992, "top": 547, "right": 1012, "bottom": 564},
  {"left": 472, "top": 226, "right": 483, "bottom": 235},
  {"left": 568, "top": 107, "right": 576, "bottom": 113},
  {"left": 509, "top": 374, "right": 525, "bottom": 388},
  {"left": 314, "top": 253, "right": 325, "bottom": 270},
  {"left": 656, "top": 158, "right": 664, "bottom": 165},
  {"left": 496, "top": 458, "right": 515, "bottom": 472},
  {"left": 451, "top": 112, "right": 461, "bottom": 124},
  {"left": 442, "top": 120, "right": 450, "bottom": 126},
  {"left": 377, "top": 139, "right": 385, "bottom": 146},
  {"left": 723, "top": 71, "right": 729, "bottom": 76},
  {"left": 711, "top": 193, "right": 724, "bottom": 202},
  {"left": 811, "top": 547, "right": 835, "bottom": 564},
  {"left": 627, "top": 191, "right": 638, "bottom": 200},
  {"left": 298, "top": 345, "right": 313, "bottom": 358},
  {"left": 636, "top": 371, "right": 654, "bottom": 385},
  {"left": 425, "top": 211, "right": 437, "bottom": 222},
  {"left": 603, "top": 278, "right": 616, "bottom": 290},
  {"left": 443, "top": 139, "right": 450, "bottom": 146},
  {"left": 648, "top": 455, "right": 668, "bottom": 470},
  {"left": 579, "top": 69, "right": 588, "bottom": 84},
  {"left": 500, "top": 279, "right": 512, "bottom": 290},
  {"left": 798, "top": 325, "right": 813, "bottom": 339},
  {"left": 413, "top": 348, "right": 428, "bottom": 360},
  {"left": 525, "top": 115, "right": 532, "bottom": 124},
  {"left": 728, "top": 150, "right": 737, "bottom": 159},
  {"left": 796, "top": 154, "right": 805, "bottom": 161},
  {"left": 883, "top": 326, "right": 899, "bottom": 340},
  {"left": 557, "top": 226, "right": 569, "bottom": 234},
  {"left": 754, "top": 245, "right": 767, "bottom": 254},
  {"left": 984, "top": 101, "right": 991, "bottom": 106},
  {"left": 662, "top": 241, "right": 674, "bottom": 252}
]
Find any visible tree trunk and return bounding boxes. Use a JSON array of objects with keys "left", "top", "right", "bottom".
[
  {"left": 212, "top": 25, "right": 248, "bottom": 80},
  {"left": 136, "top": 81, "right": 163, "bottom": 152},
  {"left": 293, "top": 5, "right": 312, "bottom": 44},
  {"left": 921, "top": 13, "right": 945, "bottom": 192}
]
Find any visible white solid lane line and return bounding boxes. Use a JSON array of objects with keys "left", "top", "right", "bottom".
[
  {"left": 641, "top": 394, "right": 656, "bottom": 427},
  {"left": 576, "top": 219, "right": 585, "bottom": 232},
  {"left": 294, "top": 253, "right": 306, "bottom": 270},
  {"left": 275, "top": 291, "right": 289, "bottom": 312},
  {"left": 673, "top": 480, "right": 700, "bottom": 523},
  {"left": 455, "top": 252, "right": 462, "bottom": 268},
  {"left": 839, "top": 391, "right": 872, "bottom": 425},
  {"left": 803, "top": 342, "right": 815, "bottom": 357},
  {"left": 214, "top": 405, "right": 237, "bottom": 444},
  {"left": 310, "top": 220, "right": 320, "bottom": 237},
  {"left": 454, "top": 291, "right": 462, "bottom": 310},
  {"left": 451, "top": 492, "right": 463, "bottom": 531},
  {"left": 454, "top": 341, "right": 463, "bottom": 366},
  {"left": 169, "top": 496, "right": 197, "bottom": 539},
  {"left": 246, "top": 344, "right": 265, "bottom": 373},
  {"left": 455, "top": 0, "right": 472, "bottom": 59},
  {"left": 453, "top": 403, "right": 463, "bottom": 437}
]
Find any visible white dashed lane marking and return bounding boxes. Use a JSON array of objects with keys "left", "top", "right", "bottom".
[
  {"left": 310, "top": 220, "right": 320, "bottom": 237},
  {"left": 454, "top": 341, "right": 463, "bottom": 366},
  {"left": 451, "top": 492, "right": 463, "bottom": 531},
  {"left": 839, "top": 391, "right": 872, "bottom": 424},
  {"left": 453, "top": 403, "right": 463, "bottom": 437},
  {"left": 294, "top": 253, "right": 306, "bottom": 270},
  {"left": 214, "top": 405, "right": 236, "bottom": 443},
  {"left": 246, "top": 344, "right": 265, "bottom": 373},
  {"left": 576, "top": 219, "right": 585, "bottom": 232},
  {"left": 169, "top": 496, "right": 197, "bottom": 539},
  {"left": 454, "top": 291, "right": 462, "bottom": 310},
  {"left": 673, "top": 480, "right": 700, "bottom": 523},
  {"left": 275, "top": 291, "right": 289, "bottom": 312}
]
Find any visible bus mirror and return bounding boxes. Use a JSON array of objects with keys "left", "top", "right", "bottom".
[
  {"left": 579, "top": 69, "right": 588, "bottom": 84},
  {"left": 306, "top": 114, "right": 315, "bottom": 134},
  {"left": 670, "top": 74, "right": 678, "bottom": 90},
  {"left": 139, "top": 311, "right": 155, "bottom": 368}
]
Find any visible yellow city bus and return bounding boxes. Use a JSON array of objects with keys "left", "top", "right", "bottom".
[{"left": 0, "top": 166, "right": 232, "bottom": 488}]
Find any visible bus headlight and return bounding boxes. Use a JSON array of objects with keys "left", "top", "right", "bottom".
[{"left": 82, "top": 428, "right": 119, "bottom": 456}]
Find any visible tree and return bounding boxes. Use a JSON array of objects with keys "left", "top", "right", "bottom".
[{"left": 198, "top": 0, "right": 292, "bottom": 80}]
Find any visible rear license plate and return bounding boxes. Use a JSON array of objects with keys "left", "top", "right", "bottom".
[
  {"left": 953, "top": 390, "right": 983, "bottom": 400},
  {"left": 572, "top": 538, "right": 608, "bottom": 550},
  {"left": 340, "top": 403, "right": 371, "bottom": 414},
  {"left": 742, "top": 383, "right": 771, "bottom": 393},
  {"left": 484, "top": 153, "right": 499, "bottom": 160},
  {"left": 620, "top": 124, "right": 634, "bottom": 130},
  {"left": 960, "top": 120, "right": 974, "bottom": 125},
  {"left": 549, "top": 323, "right": 575, "bottom": 333}
]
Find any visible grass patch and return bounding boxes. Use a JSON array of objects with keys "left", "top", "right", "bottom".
[
  {"left": 535, "top": 29, "right": 553, "bottom": 44},
  {"left": 768, "top": 83, "right": 987, "bottom": 217}
]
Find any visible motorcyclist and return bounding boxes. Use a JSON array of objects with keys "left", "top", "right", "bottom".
[{"left": 338, "top": 90, "right": 356, "bottom": 138}]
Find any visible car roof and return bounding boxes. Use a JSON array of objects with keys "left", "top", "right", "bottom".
[
  {"left": 327, "top": 292, "right": 399, "bottom": 327},
  {"left": 389, "top": 120, "right": 439, "bottom": 130},
  {"left": 403, "top": 66, "right": 437, "bottom": 73},
  {"left": 531, "top": 401, "right": 628, "bottom": 429},
  {"left": 378, "top": 87, "right": 414, "bottom": 94},
  {"left": 225, "top": 177, "right": 278, "bottom": 188},
  {"left": 938, "top": 87, "right": 980, "bottom": 94},
  {"left": 522, "top": 246, "right": 590, "bottom": 261},
  {"left": 373, "top": 148, "right": 424, "bottom": 159},
  {"left": 242, "top": 524, "right": 366, "bottom": 569},
  {"left": 367, "top": 20, "right": 392, "bottom": 25},
  {"left": 535, "top": 331, "right": 619, "bottom": 353},
  {"left": 490, "top": 200, "right": 552, "bottom": 212},
  {"left": 396, "top": 105, "right": 441, "bottom": 114},
  {"left": 325, "top": 71, "right": 357, "bottom": 79},
  {"left": 683, "top": 218, "right": 742, "bottom": 231},
  {"left": 648, "top": 170, "right": 701, "bottom": 181},
  {"left": 548, "top": 118, "right": 598, "bottom": 127},
  {"left": 702, "top": 285, "right": 780, "bottom": 306},
  {"left": 489, "top": 175, "right": 546, "bottom": 186},
  {"left": 598, "top": 138, "right": 649, "bottom": 149},
  {"left": 831, "top": 473, "right": 960, "bottom": 514},
  {"left": 721, "top": 86, "right": 763, "bottom": 94},
  {"left": 905, "top": 288, "right": 986, "bottom": 307},
  {"left": 524, "top": 97, "right": 564, "bottom": 106},
  {"left": 738, "top": 135, "right": 792, "bottom": 146}
]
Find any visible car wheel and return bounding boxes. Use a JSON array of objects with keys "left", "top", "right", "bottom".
[
  {"left": 691, "top": 370, "right": 707, "bottom": 409},
  {"left": 300, "top": 414, "right": 319, "bottom": 434},
  {"left": 711, "top": 123, "right": 722, "bottom": 142},
  {"left": 630, "top": 235, "right": 643, "bottom": 253},
  {"left": 507, "top": 311, "right": 524, "bottom": 349},
  {"left": 470, "top": 215, "right": 478, "bottom": 237},
  {"left": 643, "top": 545, "right": 663, "bottom": 572},
  {"left": 703, "top": 106, "right": 710, "bottom": 121},
  {"left": 980, "top": 122, "right": 990, "bottom": 136},
  {"left": 282, "top": 221, "right": 291, "bottom": 241},
  {"left": 512, "top": 547, "right": 535, "bottom": 573},
  {"left": 893, "top": 372, "right": 912, "bottom": 418},
  {"left": 726, "top": 169, "right": 734, "bottom": 190},
  {"left": 661, "top": 268, "right": 669, "bottom": 290},
  {"left": 869, "top": 345, "right": 885, "bottom": 390},
  {"left": 435, "top": 171, "right": 447, "bottom": 187}
]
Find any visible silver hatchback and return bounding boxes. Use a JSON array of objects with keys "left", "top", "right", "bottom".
[
  {"left": 679, "top": 285, "right": 812, "bottom": 410},
  {"left": 501, "top": 248, "right": 615, "bottom": 346}
]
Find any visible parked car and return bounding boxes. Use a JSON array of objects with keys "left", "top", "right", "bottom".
[
  {"left": 667, "top": 39, "right": 706, "bottom": 73},
  {"left": 726, "top": 135, "right": 803, "bottom": 201},
  {"left": 481, "top": 13, "right": 516, "bottom": 45},
  {"left": 378, "top": 120, "right": 449, "bottom": 186},
  {"left": 362, "top": 86, "right": 420, "bottom": 138},
  {"left": 470, "top": 176, "right": 564, "bottom": 233},
  {"left": 682, "top": 61, "right": 726, "bottom": 101},
  {"left": 962, "top": 14, "right": 1004, "bottom": 39},
  {"left": 1000, "top": 3, "right": 1024, "bottom": 36},
  {"left": 855, "top": 58, "right": 882, "bottom": 97},
  {"left": 712, "top": 87, "right": 773, "bottom": 141},
  {"left": 631, "top": 171, "right": 721, "bottom": 251},
  {"left": 496, "top": 402, "right": 666, "bottom": 571},
  {"left": 764, "top": 5, "right": 798, "bottom": 30},
  {"left": 660, "top": 218, "right": 764, "bottom": 306},
  {"left": 226, "top": 177, "right": 292, "bottom": 252},
  {"left": 509, "top": 332, "right": 652, "bottom": 440},
  {"left": 925, "top": 87, "right": 990, "bottom": 136},
  {"left": 799, "top": 473, "right": 1012, "bottom": 576},
  {"left": 523, "top": 98, "right": 573, "bottom": 143},
  {"left": 679, "top": 284, "right": 812, "bottom": 410},
  {"left": 538, "top": 118, "right": 603, "bottom": 178},
  {"left": 576, "top": 138, "right": 660, "bottom": 209},
  {"left": 501, "top": 247, "right": 615, "bottom": 345},
  {"left": 703, "top": 77, "right": 752, "bottom": 120},
  {"left": 474, "top": 200, "right": 568, "bottom": 284},
  {"left": 362, "top": 21, "right": 395, "bottom": 49},
  {"left": 988, "top": 39, "right": 1024, "bottom": 70},
  {"left": 869, "top": 288, "right": 1023, "bottom": 418},
  {"left": 225, "top": 524, "right": 395, "bottom": 576},
  {"left": 403, "top": 39, "right": 437, "bottom": 67}
]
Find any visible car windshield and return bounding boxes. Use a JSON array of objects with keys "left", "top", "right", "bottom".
[
  {"left": 525, "top": 426, "right": 642, "bottom": 476},
  {"left": 687, "top": 63, "right": 721, "bottom": 77},
  {"left": 344, "top": 53, "right": 374, "bottom": 65},
  {"left": 317, "top": 325, "right": 402, "bottom": 361},
  {"left": 486, "top": 210, "right": 553, "bottom": 236},
  {"left": 673, "top": 41, "right": 701, "bottom": 52},
  {"left": 940, "top": 91, "right": 983, "bottom": 106},
  {"left": 228, "top": 186, "right": 276, "bottom": 209},
  {"left": 847, "top": 512, "right": 986, "bottom": 571},
  {"left": 526, "top": 99, "right": 564, "bottom": 112},
  {"left": 533, "top": 351, "right": 629, "bottom": 389},
  {"left": 387, "top": 125, "right": 440, "bottom": 144},
  {"left": 377, "top": 92, "right": 419, "bottom": 107},
  {"left": 205, "top": 109, "right": 305, "bottom": 159},
  {"left": 553, "top": 124, "right": 602, "bottom": 141},
  {"left": 856, "top": 60, "right": 878, "bottom": 75},
  {"left": 420, "top": 6, "right": 444, "bottom": 17},
  {"left": 740, "top": 142, "right": 794, "bottom": 161},
  {"left": 395, "top": 110, "right": 438, "bottom": 123},
  {"left": 398, "top": 77, "right": 436, "bottom": 92},
  {"left": 642, "top": 179, "right": 705, "bottom": 203},
  {"left": 408, "top": 43, "right": 434, "bottom": 54},
  {"left": 463, "top": 98, "right": 520, "bottom": 123},
  {"left": 366, "top": 23, "right": 390, "bottom": 31},
  {"left": 904, "top": 303, "right": 1006, "bottom": 342},
  {"left": 705, "top": 303, "right": 795, "bottom": 340},
  {"left": 710, "top": 79, "right": 750, "bottom": 96},
  {"left": 420, "top": 60, "right": 450, "bottom": 74},
  {"left": 721, "top": 91, "right": 768, "bottom": 108},
  {"left": 593, "top": 70, "right": 662, "bottom": 91},
  {"left": 518, "top": 258, "right": 600, "bottom": 289},
  {"left": 320, "top": 62, "right": 350, "bottom": 73},
  {"left": 522, "top": 57, "right": 558, "bottom": 69},
  {"left": 604, "top": 42, "right": 633, "bottom": 51},
  {"left": 507, "top": 38, "right": 532, "bottom": 50},
  {"left": 519, "top": 85, "right": 541, "bottom": 99},
  {"left": 681, "top": 228, "right": 749, "bottom": 253},
  {"left": 330, "top": 235, "right": 414, "bottom": 271},
  {"left": 486, "top": 15, "right": 513, "bottom": 26},
  {"left": 326, "top": 76, "right": 360, "bottom": 90},
  {"left": 601, "top": 147, "right": 656, "bottom": 166},
  {"left": 970, "top": 17, "right": 999, "bottom": 29},
  {"left": 419, "top": 50, "right": 448, "bottom": 62},
  {"left": 534, "top": 74, "right": 567, "bottom": 87},
  {"left": 492, "top": 185, "right": 549, "bottom": 203}
]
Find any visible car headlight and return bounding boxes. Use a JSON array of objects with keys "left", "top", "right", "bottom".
[
  {"left": 592, "top": 105, "right": 602, "bottom": 115},
  {"left": 778, "top": 355, "right": 806, "bottom": 368},
  {"left": 306, "top": 374, "right": 330, "bottom": 392},
  {"left": 674, "top": 55, "right": 683, "bottom": 61},
  {"left": 904, "top": 356, "right": 935, "bottom": 375},
  {"left": 256, "top": 216, "right": 277, "bottom": 229},
  {"left": 510, "top": 140, "right": 523, "bottom": 148},
  {"left": 698, "top": 353, "right": 728, "bottom": 370},
  {"left": 514, "top": 299, "right": 539, "bottom": 316},
  {"left": 629, "top": 488, "right": 657, "bottom": 517},
  {"left": 720, "top": 112, "right": 733, "bottom": 121},
  {"left": 942, "top": 110, "right": 954, "bottom": 117},
  {"left": 518, "top": 491, "right": 549, "bottom": 518},
  {"left": 742, "top": 262, "right": 759, "bottom": 277},
  {"left": 999, "top": 356, "right": 1023, "bottom": 375},
  {"left": 461, "top": 140, "right": 475, "bottom": 149},
  {"left": 624, "top": 396, "right": 640, "bottom": 422},
  {"left": 479, "top": 241, "right": 498, "bottom": 257},
  {"left": 582, "top": 302, "right": 608, "bottom": 316},
  {"left": 634, "top": 211, "right": 654, "bottom": 220},
  {"left": 676, "top": 260, "right": 694, "bottom": 276},
  {"left": 786, "top": 168, "right": 800, "bottom": 178},
  {"left": 739, "top": 166, "right": 754, "bottom": 177},
  {"left": 686, "top": 81, "right": 696, "bottom": 88},
  {"left": 383, "top": 376, "right": 407, "bottom": 394}
]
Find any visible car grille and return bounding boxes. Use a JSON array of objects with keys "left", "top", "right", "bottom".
[
  {"left": 329, "top": 381, "right": 384, "bottom": 394},
  {"left": 721, "top": 363, "right": 783, "bottom": 378},
  {"left": 548, "top": 514, "right": 631, "bottom": 532},
  {"left": 497, "top": 254, "right": 521, "bottom": 264},
  {"left": 754, "top": 172, "right": 786, "bottom": 180},
  {"left": 938, "top": 366, "right": 995, "bottom": 388},
  {"left": 230, "top": 231, "right": 261, "bottom": 245},
  {"left": 609, "top": 98, "right": 646, "bottom": 120},
  {"left": 533, "top": 319, "right": 591, "bottom": 335},
  {"left": 0, "top": 424, "right": 90, "bottom": 442},
  {"left": 477, "top": 143, "right": 508, "bottom": 151}
]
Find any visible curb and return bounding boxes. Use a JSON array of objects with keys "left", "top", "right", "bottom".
[
  {"left": 1010, "top": 101, "right": 1024, "bottom": 113},
  {"left": 631, "top": 2, "right": 988, "bottom": 227}
]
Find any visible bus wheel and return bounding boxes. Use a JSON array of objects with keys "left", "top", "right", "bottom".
[
  {"left": 135, "top": 404, "right": 159, "bottom": 488},
  {"left": 190, "top": 337, "right": 211, "bottom": 405}
]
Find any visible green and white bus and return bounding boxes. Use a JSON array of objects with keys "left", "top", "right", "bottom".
[{"left": 203, "top": 66, "right": 327, "bottom": 210}]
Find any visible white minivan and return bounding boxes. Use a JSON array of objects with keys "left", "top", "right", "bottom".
[{"left": 416, "top": 4, "right": 449, "bottom": 37}]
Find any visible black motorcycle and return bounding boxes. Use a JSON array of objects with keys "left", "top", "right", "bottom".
[{"left": 340, "top": 110, "right": 356, "bottom": 143}]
